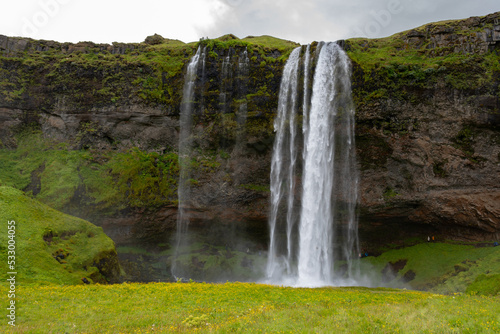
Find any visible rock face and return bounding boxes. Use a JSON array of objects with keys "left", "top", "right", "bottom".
[
  {"left": 349, "top": 12, "right": 500, "bottom": 244},
  {"left": 404, "top": 15, "right": 500, "bottom": 55},
  {"left": 355, "top": 88, "right": 500, "bottom": 242},
  {"left": 0, "top": 35, "right": 141, "bottom": 55},
  {"left": 0, "top": 13, "right": 499, "bottom": 269}
]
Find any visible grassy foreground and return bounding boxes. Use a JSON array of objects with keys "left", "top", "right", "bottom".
[{"left": 1, "top": 282, "right": 499, "bottom": 333}]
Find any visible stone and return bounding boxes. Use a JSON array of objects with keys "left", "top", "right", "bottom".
[
  {"left": 0, "top": 35, "right": 8, "bottom": 50},
  {"left": 144, "top": 34, "right": 165, "bottom": 45}
]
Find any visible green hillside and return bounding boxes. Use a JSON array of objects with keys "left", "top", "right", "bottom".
[
  {"left": 361, "top": 242, "right": 500, "bottom": 295},
  {"left": 0, "top": 186, "right": 122, "bottom": 284}
]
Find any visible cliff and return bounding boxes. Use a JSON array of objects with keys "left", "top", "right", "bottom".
[
  {"left": 0, "top": 13, "right": 499, "bottom": 280},
  {"left": 347, "top": 12, "right": 500, "bottom": 245}
]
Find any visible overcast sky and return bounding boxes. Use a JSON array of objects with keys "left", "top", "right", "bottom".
[{"left": 1, "top": 0, "right": 499, "bottom": 45}]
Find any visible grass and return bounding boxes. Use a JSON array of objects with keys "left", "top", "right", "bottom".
[
  {"left": 242, "top": 35, "right": 300, "bottom": 59},
  {"left": 0, "top": 282, "right": 499, "bottom": 333},
  {"left": 361, "top": 242, "right": 500, "bottom": 293},
  {"left": 0, "top": 186, "right": 120, "bottom": 285},
  {"left": 120, "top": 240, "right": 500, "bottom": 296}
]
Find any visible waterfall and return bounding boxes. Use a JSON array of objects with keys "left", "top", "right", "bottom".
[
  {"left": 171, "top": 46, "right": 205, "bottom": 279},
  {"left": 236, "top": 49, "right": 249, "bottom": 136},
  {"left": 267, "top": 42, "right": 359, "bottom": 287},
  {"left": 172, "top": 45, "right": 251, "bottom": 281},
  {"left": 220, "top": 50, "right": 233, "bottom": 114},
  {"left": 267, "top": 47, "right": 301, "bottom": 280},
  {"left": 231, "top": 48, "right": 250, "bottom": 155}
]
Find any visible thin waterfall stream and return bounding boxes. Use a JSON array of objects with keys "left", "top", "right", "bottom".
[{"left": 171, "top": 46, "right": 205, "bottom": 280}]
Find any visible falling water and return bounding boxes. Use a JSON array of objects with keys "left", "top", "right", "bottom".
[
  {"left": 220, "top": 50, "right": 233, "bottom": 114},
  {"left": 171, "top": 46, "right": 205, "bottom": 279},
  {"left": 267, "top": 47, "right": 301, "bottom": 280},
  {"left": 236, "top": 49, "right": 249, "bottom": 131},
  {"left": 233, "top": 48, "right": 250, "bottom": 155},
  {"left": 267, "top": 42, "right": 359, "bottom": 286},
  {"left": 172, "top": 46, "right": 252, "bottom": 281}
]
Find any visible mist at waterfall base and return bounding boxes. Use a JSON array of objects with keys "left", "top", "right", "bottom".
[{"left": 171, "top": 42, "right": 385, "bottom": 288}]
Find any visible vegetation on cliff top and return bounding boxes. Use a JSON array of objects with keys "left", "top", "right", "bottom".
[
  {"left": 0, "top": 33, "right": 298, "bottom": 109},
  {"left": 346, "top": 13, "right": 500, "bottom": 109},
  {"left": 347, "top": 37, "right": 500, "bottom": 108},
  {"left": 0, "top": 186, "right": 121, "bottom": 284}
]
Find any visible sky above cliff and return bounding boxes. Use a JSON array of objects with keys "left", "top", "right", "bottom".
[{"left": 1, "top": 0, "right": 499, "bottom": 44}]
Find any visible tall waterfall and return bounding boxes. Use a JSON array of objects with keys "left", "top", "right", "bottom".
[
  {"left": 267, "top": 42, "right": 359, "bottom": 287},
  {"left": 171, "top": 46, "right": 205, "bottom": 279}
]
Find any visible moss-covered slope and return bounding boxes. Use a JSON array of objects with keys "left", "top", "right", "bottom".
[
  {"left": 362, "top": 242, "right": 500, "bottom": 295},
  {"left": 0, "top": 186, "right": 122, "bottom": 284}
]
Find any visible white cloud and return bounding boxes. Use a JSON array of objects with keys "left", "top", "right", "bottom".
[
  {"left": 203, "top": 0, "right": 500, "bottom": 43},
  {"left": 0, "top": 0, "right": 499, "bottom": 44},
  {"left": 0, "top": 0, "right": 222, "bottom": 43}
]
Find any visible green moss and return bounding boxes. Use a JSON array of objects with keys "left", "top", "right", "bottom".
[
  {"left": 0, "top": 186, "right": 121, "bottom": 284},
  {"left": 0, "top": 37, "right": 195, "bottom": 108},
  {"left": 0, "top": 33, "right": 294, "bottom": 143},
  {"left": 451, "top": 125, "right": 489, "bottom": 164},
  {"left": 103, "top": 148, "right": 179, "bottom": 208},
  {"left": 363, "top": 242, "right": 500, "bottom": 293},
  {"left": 241, "top": 35, "right": 299, "bottom": 57},
  {"left": 433, "top": 160, "right": 448, "bottom": 178},
  {"left": 355, "top": 129, "right": 392, "bottom": 170},
  {"left": 383, "top": 187, "right": 398, "bottom": 201},
  {"left": 453, "top": 125, "right": 475, "bottom": 154},
  {"left": 0, "top": 131, "right": 180, "bottom": 215},
  {"left": 239, "top": 184, "right": 270, "bottom": 192},
  {"left": 466, "top": 274, "right": 500, "bottom": 296},
  {"left": 346, "top": 24, "right": 500, "bottom": 106},
  {"left": 37, "top": 156, "right": 81, "bottom": 209},
  {"left": 197, "top": 35, "right": 298, "bottom": 58}
]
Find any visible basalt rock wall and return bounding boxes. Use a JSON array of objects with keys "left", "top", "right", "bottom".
[
  {"left": 349, "top": 12, "right": 500, "bottom": 244},
  {"left": 0, "top": 13, "right": 499, "bottom": 253}
]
